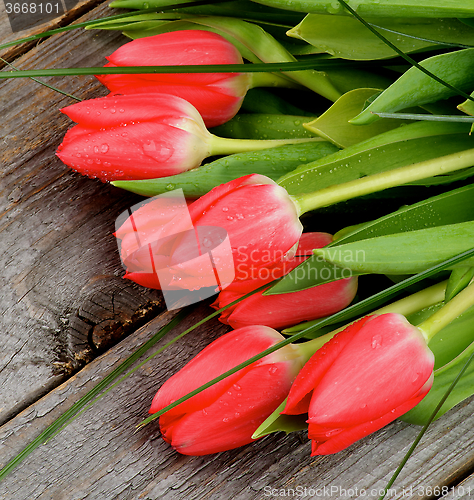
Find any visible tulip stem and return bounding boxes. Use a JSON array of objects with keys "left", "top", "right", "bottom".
[
  {"left": 291, "top": 148, "right": 474, "bottom": 216},
  {"left": 419, "top": 280, "right": 474, "bottom": 343},
  {"left": 296, "top": 281, "right": 448, "bottom": 362},
  {"left": 208, "top": 135, "right": 323, "bottom": 156}
]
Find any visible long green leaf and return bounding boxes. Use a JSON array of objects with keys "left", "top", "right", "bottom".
[
  {"left": 278, "top": 122, "right": 474, "bottom": 196},
  {"left": 351, "top": 49, "right": 474, "bottom": 125},
  {"left": 248, "top": 0, "right": 474, "bottom": 18},
  {"left": 332, "top": 183, "right": 474, "bottom": 246},
  {"left": 288, "top": 15, "right": 474, "bottom": 60},
  {"left": 268, "top": 184, "right": 474, "bottom": 295},
  {"left": 111, "top": 141, "right": 338, "bottom": 198},
  {"left": 314, "top": 221, "right": 474, "bottom": 275},
  {"left": 401, "top": 308, "right": 474, "bottom": 425}
]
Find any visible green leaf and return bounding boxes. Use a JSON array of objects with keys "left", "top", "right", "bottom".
[
  {"left": 401, "top": 309, "right": 474, "bottom": 425},
  {"left": 111, "top": 141, "right": 338, "bottom": 197},
  {"left": 278, "top": 121, "right": 474, "bottom": 196},
  {"left": 458, "top": 91, "right": 474, "bottom": 116},
  {"left": 110, "top": 0, "right": 306, "bottom": 27},
  {"left": 351, "top": 49, "right": 474, "bottom": 125},
  {"left": 264, "top": 256, "right": 363, "bottom": 295},
  {"left": 313, "top": 221, "right": 474, "bottom": 275},
  {"left": 270, "top": 184, "right": 474, "bottom": 295},
  {"left": 331, "top": 183, "right": 474, "bottom": 246},
  {"left": 303, "top": 88, "right": 407, "bottom": 148},
  {"left": 252, "top": 400, "right": 308, "bottom": 439},
  {"left": 288, "top": 15, "right": 474, "bottom": 61},
  {"left": 211, "top": 114, "right": 316, "bottom": 139},
  {"left": 445, "top": 267, "right": 474, "bottom": 302},
  {"left": 248, "top": 0, "right": 474, "bottom": 18}
]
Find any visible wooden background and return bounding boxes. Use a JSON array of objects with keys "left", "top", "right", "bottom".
[{"left": 1, "top": 2, "right": 474, "bottom": 498}]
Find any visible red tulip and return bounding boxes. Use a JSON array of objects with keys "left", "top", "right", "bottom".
[
  {"left": 115, "top": 174, "right": 303, "bottom": 291},
  {"left": 149, "top": 325, "right": 306, "bottom": 455},
  {"left": 57, "top": 93, "right": 213, "bottom": 182},
  {"left": 57, "top": 93, "right": 313, "bottom": 182},
  {"left": 283, "top": 313, "right": 434, "bottom": 455},
  {"left": 95, "top": 30, "right": 252, "bottom": 127},
  {"left": 212, "top": 232, "right": 358, "bottom": 330}
]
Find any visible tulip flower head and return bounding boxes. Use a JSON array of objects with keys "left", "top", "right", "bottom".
[
  {"left": 115, "top": 174, "right": 303, "bottom": 292},
  {"left": 149, "top": 325, "right": 306, "bottom": 455},
  {"left": 57, "top": 93, "right": 214, "bottom": 182},
  {"left": 212, "top": 232, "right": 358, "bottom": 330},
  {"left": 96, "top": 30, "right": 252, "bottom": 127},
  {"left": 283, "top": 313, "right": 434, "bottom": 455},
  {"left": 57, "top": 93, "right": 314, "bottom": 183}
]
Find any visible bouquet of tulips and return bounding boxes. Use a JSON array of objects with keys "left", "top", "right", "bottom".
[{"left": 3, "top": 0, "right": 474, "bottom": 489}]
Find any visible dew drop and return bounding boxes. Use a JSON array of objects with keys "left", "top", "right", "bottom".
[
  {"left": 371, "top": 334, "right": 382, "bottom": 349},
  {"left": 100, "top": 144, "right": 109, "bottom": 153}
]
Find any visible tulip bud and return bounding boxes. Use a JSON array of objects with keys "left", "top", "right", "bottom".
[
  {"left": 150, "top": 325, "right": 306, "bottom": 455},
  {"left": 57, "top": 93, "right": 317, "bottom": 182},
  {"left": 115, "top": 174, "right": 303, "bottom": 291},
  {"left": 212, "top": 232, "right": 358, "bottom": 330},
  {"left": 95, "top": 30, "right": 252, "bottom": 128},
  {"left": 282, "top": 313, "right": 435, "bottom": 455}
]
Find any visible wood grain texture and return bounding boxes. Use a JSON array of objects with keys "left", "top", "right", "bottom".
[
  {"left": 0, "top": 0, "right": 107, "bottom": 62},
  {"left": 0, "top": 2, "right": 166, "bottom": 425}
]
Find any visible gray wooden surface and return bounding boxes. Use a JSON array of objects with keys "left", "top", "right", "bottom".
[{"left": 1, "top": 2, "right": 474, "bottom": 499}]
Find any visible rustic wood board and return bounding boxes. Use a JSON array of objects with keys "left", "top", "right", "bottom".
[
  {"left": 0, "top": 0, "right": 106, "bottom": 62},
  {"left": 0, "top": 305, "right": 473, "bottom": 499}
]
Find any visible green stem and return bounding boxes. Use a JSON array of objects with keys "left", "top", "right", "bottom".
[
  {"left": 292, "top": 148, "right": 474, "bottom": 216},
  {"left": 296, "top": 281, "right": 448, "bottom": 362},
  {"left": 419, "top": 280, "right": 474, "bottom": 343},
  {"left": 208, "top": 135, "right": 321, "bottom": 156}
]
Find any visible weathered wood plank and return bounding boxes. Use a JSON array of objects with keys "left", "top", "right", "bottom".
[
  {"left": 0, "top": 2, "right": 167, "bottom": 425},
  {"left": 0, "top": 305, "right": 473, "bottom": 499},
  {"left": 0, "top": 0, "right": 107, "bottom": 62}
]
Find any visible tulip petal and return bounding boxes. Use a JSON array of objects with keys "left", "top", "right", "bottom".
[
  {"left": 309, "top": 375, "right": 433, "bottom": 455},
  {"left": 57, "top": 121, "right": 206, "bottom": 181},
  {"left": 107, "top": 30, "right": 243, "bottom": 72},
  {"left": 194, "top": 183, "right": 302, "bottom": 278},
  {"left": 149, "top": 326, "right": 285, "bottom": 418},
  {"left": 308, "top": 314, "right": 434, "bottom": 426},
  {"left": 162, "top": 361, "right": 294, "bottom": 455},
  {"left": 283, "top": 316, "right": 373, "bottom": 415},
  {"left": 61, "top": 93, "right": 203, "bottom": 130},
  {"left": 225, "top": 277, "right": 358, "bottom": 330}
]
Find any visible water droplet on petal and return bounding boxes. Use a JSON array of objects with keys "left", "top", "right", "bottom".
[
  {"left": 100, "top": 144, "right": 109, "bottom": 153},
  {"left": 371, "top": 334, "right": 382, "bottom": 349}
]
